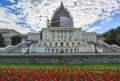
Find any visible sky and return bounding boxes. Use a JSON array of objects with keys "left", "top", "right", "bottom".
[{"left": 0, "top": 0, "right": 120, "bottom": 34}]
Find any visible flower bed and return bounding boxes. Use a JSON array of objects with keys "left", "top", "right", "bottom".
[{"left": 0, "top": 67, "right": 120, "bottom": 81}]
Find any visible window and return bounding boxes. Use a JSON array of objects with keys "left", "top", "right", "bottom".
[
  {"left": 74, "top": 48, "right": 76, "bottom": 53},
  {"left": 55, "top": 42, "right": 58, "bottom": 46},
  {"left": 45, "top": 48, "right": 47, "bottom": 52},
  {"left": 50, "top": 42, "right": 52, "bottom": 46},
  {"left": 78, "top": 42, "right": 80, "bottom": 45},
  {"left": 57, "top": 35, "right": 59, "bottom": 38},
  {"left": 56, "top": 49, "right": 58, "bottom": 53},
  {"left": 65, "top": 35, "right": 67, "bottom": 38},
  {"left": 44, "top": 42, "right": 46, "bottom": 46},
  {"left": 61, "top": 35, "right": 63, "bottom": 38},
  {"left": 52, "top": 49, "right": 54, "bottom": 53},
  {"left": 48, "top": 49, "right": 50, "bottom": 53},
  {"left": 66, "top": 42, "right": 69, "bottom": 46},
  {"left": 77, "top": 48, "right": 79, "bottom": 52},
  {"left": 53, "top": 36, "right": 54, "bottom": 38},
  {"left": 61, "top": 42, "right": 64, "bottom": 47},
  {"left": 72, "top": 42, "right": 75, "bottom": 46},
  {"left": 69, "top": 36, "right": 71, "bottom": 38},
  {"left": 70, "top": 49, "right": 72, "bottom": 53},
  {"left": 66, "top": 49, "right": 68, "bottom": 53}
]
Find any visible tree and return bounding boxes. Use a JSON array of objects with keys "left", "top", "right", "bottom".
[
  {"left": 116, "top": 35, "right": 120, "bottom": 46},
  {"left": 104, "top": 29, "right": 116, "bottom": 45},
  {"left": 0, "top": 33, "right": 5, "bottom": 47},
  {"left": 11, "top": 35, "right": 22, "bottom": 45},
  {"left": 103, "top": 26, "right": 120, "bottom": 46}
]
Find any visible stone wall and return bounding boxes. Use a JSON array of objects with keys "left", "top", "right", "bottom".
[{"left": 0, "top": 54, "right": 120, "bottom": 64}]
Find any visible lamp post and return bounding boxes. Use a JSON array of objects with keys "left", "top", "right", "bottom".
[
  {"left": 95, "top": 43, "right": 97, "bottom": 54},
  {"left": 27, "top": 41, "right": 30, "bottom": 54}
]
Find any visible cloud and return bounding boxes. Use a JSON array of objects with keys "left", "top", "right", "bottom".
[
  {"left": 0, "top": 7, "right": 18, "bottom": 24},
  {"left": 0, "top": 0, "right": 120, "bottom": 34},
  {"left": 0, "top": 7, "right": 29, "bottom": 34},
  {"left": 17, "top": 0, "right": 120, "bottom": 28},
  {"left": 87, "top": 26, "right": 101, "bottom": 32}
]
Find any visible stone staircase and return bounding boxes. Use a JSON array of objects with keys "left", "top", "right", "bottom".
[
  {"left": 0, "top": 41, "right": 34, "bottom": 54},
  {"left": 89, "top": 41, "right": 120, "bottom": 53}
]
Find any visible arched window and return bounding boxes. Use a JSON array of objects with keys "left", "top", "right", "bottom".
[
  {"left": 78, "top": 42, "right": 80, "bottom": 45},
  {"left": 55, "top": 42, "right": 58, "bottom": 46},
  {"left": 66, "top": 42, "right": 69, "bottom": 46},
  {"left": 50, "top": 42, "right": 52, "bottom": 46},
  {"left": 61, "top": 42, "right": 64, "bottom": 47},
  {"left": 72, "top": 42, "right": 75, "bottom": 46},
  {"left": 44, "top": 42, "right": 46, "bottom": 46}
]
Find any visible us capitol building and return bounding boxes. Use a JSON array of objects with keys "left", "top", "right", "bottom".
[
  {"left": 28, "top": 2, "right": 103, "bottom": 54},
  {"left": 0, "top": 2, "right": 120, "bottom": 54}
]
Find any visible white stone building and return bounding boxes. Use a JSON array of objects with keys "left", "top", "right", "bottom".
[
  {"left": 0, "top": 29, "right": 27, "bottom": 46},
  {"left": 29, "top": 2, "right": 101, "bottom": 53}
]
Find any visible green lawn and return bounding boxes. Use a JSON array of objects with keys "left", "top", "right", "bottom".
[{"left": 0, "top": 62, "right": 120, "bottom": 69}]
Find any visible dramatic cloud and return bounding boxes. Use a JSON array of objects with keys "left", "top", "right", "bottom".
[
  {"left": 0, "top": 0, "right": 120, "bottom": 34},
  {"left": 0, "top": 7, "right": 18, "bottom": 23},
  {"left": 0, "top": 7, "right": 29, "bottom": 34}
]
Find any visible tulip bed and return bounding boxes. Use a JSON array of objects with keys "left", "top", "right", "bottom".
[{"left": 0, "top": 67, "right": 120, "bottom": 81}]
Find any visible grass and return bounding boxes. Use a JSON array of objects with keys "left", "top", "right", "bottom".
[{"left": 0, "top": 62, "right": 120, "bottom": 69}]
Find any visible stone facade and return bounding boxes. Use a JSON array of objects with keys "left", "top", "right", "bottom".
[
  {"left": 30, "top": 27, "right": 97, "bottom": 53},
  {"left": 0, "top": 54, "right": 120, "bottom": 64}
]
